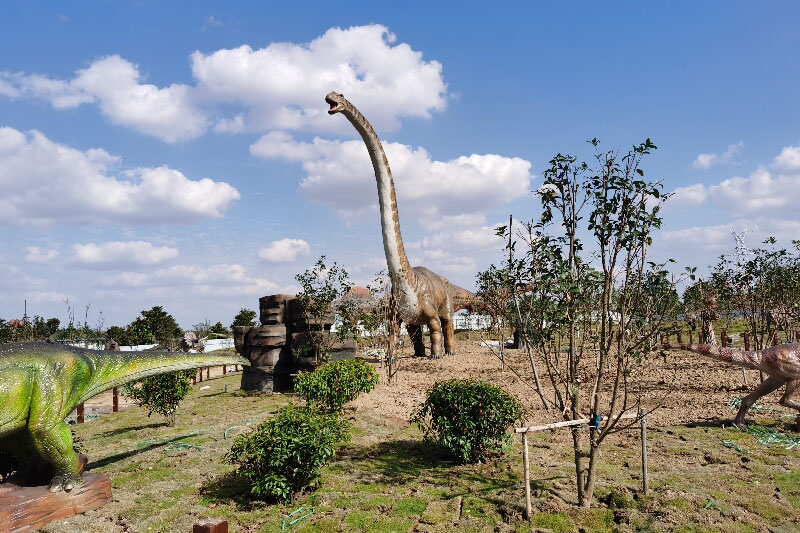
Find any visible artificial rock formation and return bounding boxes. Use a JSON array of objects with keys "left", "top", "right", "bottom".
[
  {"left": 236, "top": 294, "right": 356, "bottom": 392},
  {"left": 326, "top": 91, "right": 462, "bottom": 358}
]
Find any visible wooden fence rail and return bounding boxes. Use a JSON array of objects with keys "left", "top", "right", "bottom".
[{"left": 516, "top": 411, "right": 646, "bottom": 520}]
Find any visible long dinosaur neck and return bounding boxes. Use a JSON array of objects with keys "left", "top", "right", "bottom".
[
  {"left": 340, "top": 105, "right": 414, "bottom": 286},
  {"left": 667, "top": 343, "right": 764, "bottom": 371}
]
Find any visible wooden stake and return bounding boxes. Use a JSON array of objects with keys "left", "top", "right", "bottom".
[
  {"left": 112, "top": 387, "right": 118, "bottom": 413},
  {"left": 639, "top": 408, "right": 648, "bottom": 495},
  {"left": 522, "top": 431, "right": 531, "bottom": 520},
  {"left": 77, "top": 403, "right": 84, "bottom": 424}
]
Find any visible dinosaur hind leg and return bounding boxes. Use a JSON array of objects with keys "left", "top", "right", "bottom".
[
  {"left": 778, "top": 379, "right": 800, "bottom": 429},
  {"left": 441, "top": 315, "right": 455, "bottom": 356},
  {"left": 407, "top": 324, "right": 427, "bottom": 357},
  {"left": 734, "top": 376, "right": 784, "bottom": 426},
  {"left": 427, "top": 317, "right": 444, "bottom": 359},
  {"left": 30, "top": 421, "right": 82, "bottom": 492}
]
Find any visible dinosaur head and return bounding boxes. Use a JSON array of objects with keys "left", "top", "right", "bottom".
[{"left": 325, "top": 92, "right": 347, "bottom": 115}]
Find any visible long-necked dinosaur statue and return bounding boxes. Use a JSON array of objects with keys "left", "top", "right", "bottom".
[
  {"left": 0, "top": 341, "right": 249, "bottom": 492},
  {"left": 662, "top": 342, "right": 800, "bottom": 426},
  {"left": 326, "top": 91, "right": 464, "bottom": 357}
]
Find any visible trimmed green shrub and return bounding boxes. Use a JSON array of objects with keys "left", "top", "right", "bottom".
[
  {"left": 121, "top": 369, "right": 195, "bottom": 425},
  {"left": 294, "top": 358, "right": 379, "bottom": 412},
  {"left": 411, "top": 379, "right": 522, "bottom": 463},
  {"left": 225, "top": 404, "right": 349, "bottom": 502}
]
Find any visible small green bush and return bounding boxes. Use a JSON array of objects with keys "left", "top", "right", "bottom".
[
  {"left": 225, "top": 404, "right": 349, "bottom": 502},
  {"left": 411, "top": 379, "right": 522, "bottom": 463},
  {"left": 294, "top": 358, "right": 379, "bottom": 412},
  {"left": 121, "top": 369, "right": 195, "bottom": 425}
]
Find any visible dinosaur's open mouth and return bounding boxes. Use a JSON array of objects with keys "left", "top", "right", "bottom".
[{"left": 325, "top": 96, "right": 339, "bottom": 114}]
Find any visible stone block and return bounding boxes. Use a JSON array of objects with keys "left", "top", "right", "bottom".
[
  {"left": 249, "top": 346, "right": 292, "bottom": 368},
  {"left": 233, "top": 326, "right": 251, "bottom": 353},
  {"left": 260, "top": 309, "right": 284, "bottom": 325},
  {"left": 259, "top": 294, "right": 293, "bottom": 310},
  {"left": 240, "top": 366, "right": 293, "bottom": 393},
  {"left": 240, "top": 366, "right": 275, "bottom": 392},
  {"left": 194, "top": 518, "right": 228, "bottom": 533},
  {"left": 247, "top": 325, "right": 287, "bottom": 347}
]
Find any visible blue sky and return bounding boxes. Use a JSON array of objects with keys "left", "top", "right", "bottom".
[{"left": 1, "top": 2, "right": 799, "bottom": 329}]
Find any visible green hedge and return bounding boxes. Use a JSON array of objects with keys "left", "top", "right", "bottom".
[
  {"left": 226, "top": 404, "right": 349, "bottom": 503},
  {"left": 411, "top": 379, "right": 522, "bottom": 463},
  {"left": 294, "top": 358, "right": 379, "bottom": 412}
]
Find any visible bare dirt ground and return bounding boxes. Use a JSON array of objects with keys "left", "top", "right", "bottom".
[{"left": 352, "top": 337, "right": 785, "bottom": 430}]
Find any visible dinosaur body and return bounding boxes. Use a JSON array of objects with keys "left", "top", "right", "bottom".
[
  {"left": 0, "top": 341, "right": 249, "bottom": 491},
  {"left": 664, "top": 342, "right": 800, "bottom": 425},
  {"left": 326, "top": 92, "right": 457, "bottom": 357}
]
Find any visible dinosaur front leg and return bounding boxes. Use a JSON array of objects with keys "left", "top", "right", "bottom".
[
  {"left": 406, "top": 324, "right": 427, "bottom": 357},
  {"left": 734, "top": 376, "right": 784, "bottom": 426},
  {"left": 30, "top": 421, "right": 82, "bottom": 492},
  {"left": 428, "top": 317, "right": 444, "bottom": 359},
  {"left": 441, "top": 316, "right": 455, "bottom": 356},
  {"left": 779, "top": 379, "right": 800, "bottom": 429}
]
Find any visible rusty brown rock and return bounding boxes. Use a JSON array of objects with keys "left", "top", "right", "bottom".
[{"left": 0, "top": 473, "right": 111, "bottom": 532}]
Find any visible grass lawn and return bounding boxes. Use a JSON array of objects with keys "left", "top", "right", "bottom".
[{"left": 39, "top": 372, "right": 800, "bottom": 532}]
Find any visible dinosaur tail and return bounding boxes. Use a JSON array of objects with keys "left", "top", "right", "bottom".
[
  {"left": 79, "top": 351, "right": 250, "bottom": 404},
  {"left": 661, "top": 342, "right": 764, "bottom": 371}
]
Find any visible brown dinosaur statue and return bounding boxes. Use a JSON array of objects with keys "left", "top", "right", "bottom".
[
  {"left": 326, "top": 91, "right": 459, "bottom": 357},
  {"left": 662, "top": 342, "right": 800, "bottom": 426}
]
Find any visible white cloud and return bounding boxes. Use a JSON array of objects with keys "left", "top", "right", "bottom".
[
  {"left": 202, "top": 15, "right": 222, "bottom": 30},
  {"left": 692, "top": 141, "right": 743, "bottom": 169},
  {"left": 25, "top": 246, "right": 59, "bottom": 264},
  {"left": 213, "top": 114, "right": 245, "bottom": 134},
  {"left": 1, "top": 25, "right": 446, "bottom": 141},
  {"left": 710, "top": 166, "right": 789, "bottom": 212},
  {"left": 27, "top": 291, "right": 71, "bottom": 304},
  {"left": 258, "top": 238, "right": 311, "bottom": 263},
  {"left": 251, "top": 132, "right": 532, "bottom": 224},
  {"left": 191, "top": 24, "right": 447, "bottom": 133},
  {"left": 410, "top": 225, "right": 505, "bottom": 275},
  {"left": 669, "top": 145, "right": 800, "bottom": 217},
  {"left": 660, "top": 223, "right": 734, "bottom": 251},
  {"left": 668, "top": 183, "right": 709, "bottom": 208},
  {"left": 773, "top": 146, "right": 800, "bottom": 173},
  {"left": 1, "top": 56, "right": 207, "bottom": 142},
  {"left": 72, "top": 241, "right": 179, "bottom": 268},
  {"left": 661, "top": 217, "right": 800, "bottom": 254},
  {"left": 0, "top": 127, "right": 240, "bottom": 225},
  {"left": 419, "top": 213, "right": 488, "bottom": 232},
  {"left": 100, "top": 263, "right": 280, "bottom": 297}
]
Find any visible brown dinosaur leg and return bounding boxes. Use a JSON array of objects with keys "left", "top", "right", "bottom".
[
  {"left": 778, "top": 379, "right": 800, "bottom": 429},
  {"left": 406, "top": 324, "right": 426, "bottom": 357},
  {"left": 428, "top": 317, "right": 444, "bottom": 359},
  {"left": 442, "top": 316, "right": 455, "bottom": 356},
  {"left": 734, "top": 376, "right": 784, "bottom": 426}
]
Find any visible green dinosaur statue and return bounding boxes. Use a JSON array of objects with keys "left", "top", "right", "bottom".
[{"left": 0, "top": 341, "right": 249, "bottom": 492}]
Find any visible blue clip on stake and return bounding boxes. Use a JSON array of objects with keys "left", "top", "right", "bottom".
[{"left": 590, "top": 414, "right": 602, "bottom": 429}]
